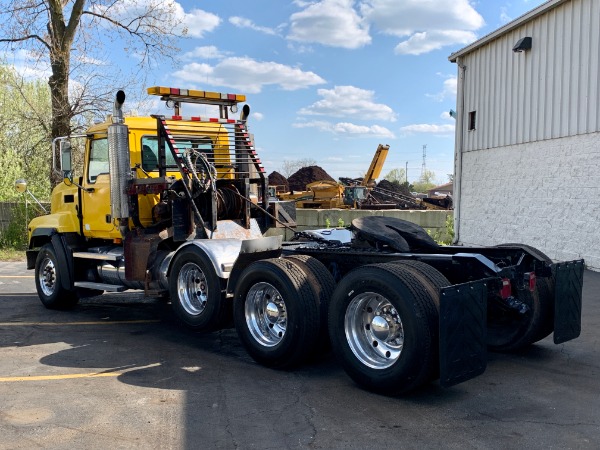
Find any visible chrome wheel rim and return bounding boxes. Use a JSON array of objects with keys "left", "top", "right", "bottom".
[
  {"left": 176, "top": 262, "right": 208, "bottom": 316},
  {"left": 245, "top": 282, "right": 287, "bottom": 347},
  {"left": 39, "top": 256, "right": 57, "bottom": 297},
  {"left": 345, "top": 292, "right": 404, "bottom": 369}
]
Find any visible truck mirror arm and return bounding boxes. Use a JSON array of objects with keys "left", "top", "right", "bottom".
[{"left": 63, "top": 176, "right": 94, "bottom": 193}]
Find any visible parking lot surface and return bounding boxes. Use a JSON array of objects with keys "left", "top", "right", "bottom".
[{"left": 0, "top": 260, "right": 598, "bottom": 449}]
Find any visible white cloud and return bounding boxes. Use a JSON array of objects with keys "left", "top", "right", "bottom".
[
  {"left": 252, "top": 112, "right": 265, "bottom": 121},
  {"left": 360, "top": 0, "right": 484, "bottom": 36},
  {"left": 294, "top": 120, "right": 395, "bottom": 138},
  {"left": 90, "top": 1, "right": 220, "bottom": 38},
  {"left": 299, "top": 86, "right": 396, "bottom": 121},
  {"left": 172, "top": 57, "right": 325, "bottom": 93},
  {"left": 2, "top": 49, "right": 50, "bottom": 80},
  {"left": 178, "top": 6, "right": 221, "bottom": 37},
  {"left": 285, "top": 0, "right": 485, "bottom": 55},
  {"left": 75, "top": 55, "right": 107, "bottom": 66},
  {"left": 426, "top": 76, "right": 457, "bottom": 102},
  {"left": 360, "top": 0, "right": 484, "bottom": 54},
  {"left": 400, "top": 123, "right": 455, "bottom": 135},
  {"left": 183, "top": 46, "right": 231, "bottom": 59},
  {"left": 229, "top": 16, "right": 279, "bottom": 35},
  {"left": 394, "top": 30, "right": 477, "bottom": 55},
  {"left": 288, "top": 0, "right": 371, "bottom": 49}
]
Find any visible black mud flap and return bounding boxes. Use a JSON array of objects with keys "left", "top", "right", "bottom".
[
  {"left": 439, "top": 279, "right": 489, "bottom": 388},
  {"left": 553, "top": 260, "right": 584, "bottom": 344}
]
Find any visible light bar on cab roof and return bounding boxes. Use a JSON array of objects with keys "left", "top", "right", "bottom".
[{"left": 147, "top": 86, "right": 246, "bottom": 106}]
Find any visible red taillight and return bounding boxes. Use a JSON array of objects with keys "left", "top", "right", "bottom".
[
  {"left": 526, "top": 272, "right": 536, "bottom": 292},
  {"left": 500, "top": 278, "right": 512, "bottom": 299}
]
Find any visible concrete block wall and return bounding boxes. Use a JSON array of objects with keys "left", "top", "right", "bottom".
[
  {"left": 266, "top": 209, "right": 452, "bottom": 241},
  {"left": 458, "top": 132, "right": 600, "bottom": 270}
]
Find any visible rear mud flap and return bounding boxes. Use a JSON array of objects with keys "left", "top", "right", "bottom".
[
  {"left": 553, "top": 260, "right": 584, "bottom": 344},
  {"left": 439, "top": 279, "right": 489, "bottom": 388}
]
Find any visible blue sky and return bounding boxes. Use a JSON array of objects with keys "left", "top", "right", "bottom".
[{"left": 9, "top": 0, "right": 546, "bottom": 184}]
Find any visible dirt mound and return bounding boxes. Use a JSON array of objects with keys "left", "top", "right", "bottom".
[
  {"left": 375, "top": 179, "right": 411, "bottom": 196},
  {"left": 287, "top": 166, "right": 335, "bottom": 192},
  {"left": 268, "top": 171, "right": 289, "bottom": 192}
]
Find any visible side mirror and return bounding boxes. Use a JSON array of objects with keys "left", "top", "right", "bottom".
[
  {"left": 14, "top": 179, "right": 27, "bottom": 193},
  {"left": 60, "top": 140, "right": 72, "bottom": 181}
]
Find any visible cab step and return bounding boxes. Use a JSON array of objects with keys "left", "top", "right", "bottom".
[
  {"left": 73, "top": 251, "right": 123, "bottom": 261},
  {"left": 74, "top": 281, "right": 127, "bottom": 292}
]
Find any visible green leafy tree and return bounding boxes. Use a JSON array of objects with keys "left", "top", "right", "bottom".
[
  {"left": 0, "top": 66, "right": 52, "bottom": 201},
  {"left": 412, "top": 169, "right": 438, "bottom": 193},
  {"left": 383, "top": 168, "right": 407, "bottom": 184}
]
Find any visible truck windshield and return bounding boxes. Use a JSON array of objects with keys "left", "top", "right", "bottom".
[{"left": 141, "top": 136, "right": 213, "bottom": 172}]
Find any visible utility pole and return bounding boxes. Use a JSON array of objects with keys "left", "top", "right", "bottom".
[
  {"left": 421, "top": 144, "right": 427, "bottom": 177},
  {"left": 405, "top": 161, "right": 408, "bottom": 183}
]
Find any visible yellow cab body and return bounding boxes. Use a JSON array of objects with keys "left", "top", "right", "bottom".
[{"left": 32, "top": 116, "right": 233, "bottom": 241}]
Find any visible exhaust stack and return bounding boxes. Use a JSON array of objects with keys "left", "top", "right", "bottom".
[{"left": 108, "top": 90, "right": 131, "bottom": 235}]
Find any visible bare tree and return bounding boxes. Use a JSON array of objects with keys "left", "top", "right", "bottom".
[
  {"left": 0, "top": 0, "right": 189, "bottom": 183},
  {"left": 281, "top": 158, "right": 317, "bottom": 178}
]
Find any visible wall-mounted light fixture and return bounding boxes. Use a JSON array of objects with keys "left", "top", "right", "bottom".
[{"left": 513, "top": 37, "right": 532, "bottom": 53}]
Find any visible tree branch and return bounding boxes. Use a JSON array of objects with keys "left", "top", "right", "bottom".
[
  {"left": 64, "top": 0, "right": 86, "bottom": 45},
  {"left": 0, "top": 34, "right": 50, "bottom": 51},
  {"left": 81, "top": 10, "right": 150, "bottom": 39}
]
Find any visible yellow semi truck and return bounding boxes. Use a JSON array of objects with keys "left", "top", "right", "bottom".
[{"left": 25, "top": 86, "right": 585, "bottom": 395}]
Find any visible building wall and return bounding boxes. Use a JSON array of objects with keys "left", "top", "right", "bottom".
[
  {"left": 454, "top": 0, "right": 599, "bottom": 270},
  {"left": 461, "top": 0, "right": 600, "bottom": 151},
  {"left": 459, "top": 132, "right": 599, "bottom": 270}
]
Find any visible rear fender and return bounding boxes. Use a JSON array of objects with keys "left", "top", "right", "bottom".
[
  {"left": 167, "top": 236, "right": 282, "bottom": 294},
  {"left": 168, "top": 239, "right": 244, "bottom": 280}
]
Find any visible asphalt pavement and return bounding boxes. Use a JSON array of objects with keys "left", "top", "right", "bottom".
[{"left": 0, "top": 259, "right": 598, "bottom": 449}]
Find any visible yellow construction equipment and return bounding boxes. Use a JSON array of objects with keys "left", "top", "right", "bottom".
[{"left": 361, "top": 144, "right": 389, "bottom": 187}]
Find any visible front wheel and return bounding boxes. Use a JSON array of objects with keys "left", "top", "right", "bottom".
[
  {"left": 328, "top": 263, "right": 440, "bottom": 395},
  {"left": 35, "top": 243, "right": 78, "bottom": 309},
  {"left": 169, "top": 246, "right": 228, "bottom": 331}
]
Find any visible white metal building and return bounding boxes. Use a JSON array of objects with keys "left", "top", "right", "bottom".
[{"left": 449, "top": 0, "right": 600, "bottom": 270}]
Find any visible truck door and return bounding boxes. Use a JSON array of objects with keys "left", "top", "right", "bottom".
[{"left": 82, "top": 136, "right": 116, "bottom": 238}]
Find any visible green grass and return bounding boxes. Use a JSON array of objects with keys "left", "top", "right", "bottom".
[{"left": 0, "top": 247, "right": 26, "bottom": 261}]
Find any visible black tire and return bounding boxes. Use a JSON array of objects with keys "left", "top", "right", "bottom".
[
  {"left": 233, "top": 258, "right": 320, "bottom": 369},
  {"left": 169, "top": 246, "right": 228, "bottom": 331},
  {"left": 34, "top": 243, "right": 79, "bottom": 309},
  {"left": 328, "top": 263, "right": 440, "bottom": 395},
  {"left": 489, "top": 243, "right": 554, "bottom": 351},
  {"left": 392, "top": 260, "right": 451, "bottom": 300},
  {"left": 284, "top": 254, "right": 336, "bottom": 349},
  {"left": 391, "top": 260, "right": 451, "bottom": 381},
  {"left": 351, "top": 216, "right": 439, "bottom": 251}
]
